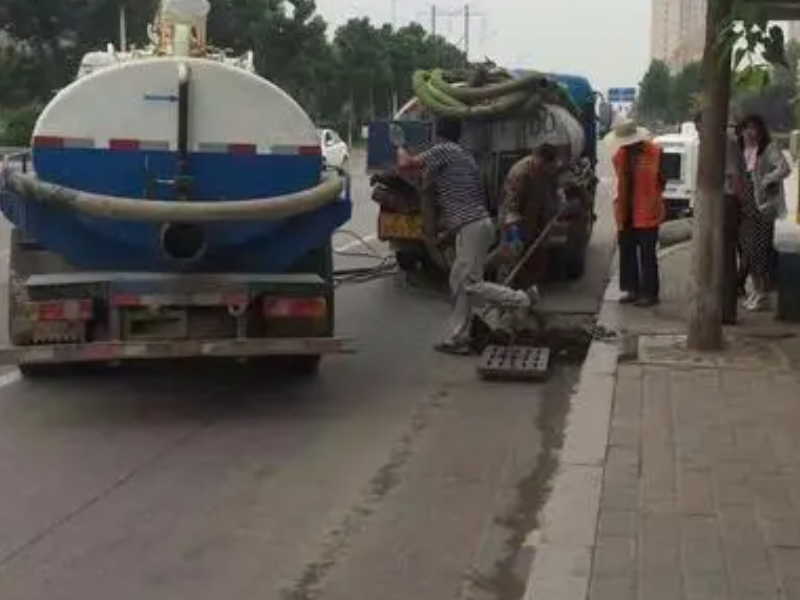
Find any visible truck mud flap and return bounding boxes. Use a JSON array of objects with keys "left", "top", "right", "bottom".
[{"left": 0, "top": 337, "right": 354, "bottom": 366}]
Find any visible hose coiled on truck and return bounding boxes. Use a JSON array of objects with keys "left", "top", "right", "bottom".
[
  {"left": 412, "top": 67, "right": 580, "bottom": 121},
  {"left": 3, "top": 169, "right": 344, "bottom": 223}
]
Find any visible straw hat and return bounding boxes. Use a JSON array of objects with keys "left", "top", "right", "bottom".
[{"left": 604, "top": 118, "right": 651, "bottom": 152}]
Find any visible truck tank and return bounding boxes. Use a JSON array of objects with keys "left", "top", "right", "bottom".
[{"left": 1, "top": 2, "right": 350, "bottom": 275}]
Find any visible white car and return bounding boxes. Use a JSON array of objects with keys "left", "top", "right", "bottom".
[{"left": 319, "top": 128, "right": 349, "bottom": 170}]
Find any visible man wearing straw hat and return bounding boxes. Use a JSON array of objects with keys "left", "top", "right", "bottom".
[{"left": 606, "top": 119, "right": 666, "bottom": 307}]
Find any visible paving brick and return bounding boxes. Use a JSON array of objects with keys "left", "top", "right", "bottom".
[
  {"left": 772, "top": 431, "right": 800, "bottom": 469},
  {"left": 770, "top": 549, "right": 800, "bottom": 600},
  {"left": 593, "top": 537, "right": 635, "bottom": 578},
  {"left": 588, "top": 575, "right": 636, "bottom": 600},
  {"left": 597, "top": 510, "right": 638, "bottom": 539},
  {"left": 613, "top": 367, "right": 642, "bottom": 420},
  {"left": 609, "top": 421, "right": 639, "bottom": 449},
  {"left": 761, "top": 518, "right": 800, "bottom": 549},
  {"left": 679, "top": 468, "right": 715, "bottom": 516},
  {"left": 771, "top": 547, "right": 800, "bottom": 580},
  {"left": 714, "top": 461, "right": 755, "bottom": 507},
  {"left": 783, "top": 577, "right": 800, "bottom": 600},
  {"left": 734, "top": 426, "right": 777, "bottom": 464},
  {"left": 641, "top": 369, "right": 676, "bottom": 511},
  {"left": 753, "top": 475, "right": 796, "bottom": 519},
  {"left": 640, "top": 513, "right": 683, "bottom": 600},
  {"left": 719, "top": 507, "right": 779, "bottom": 600},
  {"left": 681, "top": 517, "right": 725, "bottom": 580},
  {"left": 601, "top": 446, "right": 640, "bottom": 512},
  {"left": 671, "top": 369, "right": 721, "bottom": 426},
  {"left": 609, "top": 368, "right": 643, "bottom": 450},
  {"left": 684, "top": 573, "right": 728, "bottom": 600}
]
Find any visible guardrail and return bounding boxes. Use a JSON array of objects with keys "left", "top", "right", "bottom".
[
  {"left": 0, "top": 147, "right": 31, "bottom": 174},
  {"left": 0, "top": 147, "right": 28, "bottom": 155}
]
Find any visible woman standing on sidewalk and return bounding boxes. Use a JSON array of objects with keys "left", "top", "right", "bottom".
[{"left": 738, "top": 114, "right": 791, "bottom": 312}]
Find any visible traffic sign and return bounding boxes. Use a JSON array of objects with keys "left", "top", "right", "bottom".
[{"left": 609, "top": 87, "right": 637, "bottom": 103}]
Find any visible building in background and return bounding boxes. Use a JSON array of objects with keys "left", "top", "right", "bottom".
[
  {"left": 790, "top": 20, "right": 800, "bottom": 42},
  {"left": 651, "top": 0, "right": 706, "bottom": 71}
]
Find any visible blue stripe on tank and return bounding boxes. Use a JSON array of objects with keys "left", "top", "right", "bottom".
[{"left": 33, "top": 148, "right": 323, "bottom": 201}]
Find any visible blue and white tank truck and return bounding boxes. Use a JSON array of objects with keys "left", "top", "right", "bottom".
[{"left": 0, "top": 0, "right": 351, "bottom": 376}]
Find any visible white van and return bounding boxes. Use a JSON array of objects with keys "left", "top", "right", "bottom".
[{"left": 654, "top": 122, "right": 700, "bottom": 219}]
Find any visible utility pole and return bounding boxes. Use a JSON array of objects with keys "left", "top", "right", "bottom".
[
  {"left": 119, "top": 3, "right": 128, "bottom": 52},
  {"left": 687, "top": 0, "right": 733, "bottom": 351},
  {"left": 464, "top": 4, "right": 470, "bottom": 61},
  {"left": 431, "top": 5, "right": 437, "bottom": 37}
]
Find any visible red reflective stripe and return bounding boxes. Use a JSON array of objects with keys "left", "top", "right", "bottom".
[
  {"left": 228, "top": 144, "right": 257, "bottom": 155},
  {"left": 109, "top": 139, "right": 140, "bottom": 151},
  {"left": 298, "top": 145, "right": 322, "bottom": 156},
  {"left": 112, "top": 294, "right": 142, "bottom": 307},
  {"left": 263, "top": 297, "right": 327, "bottom": 319},
  {"left": 28, "top": 299, "right": 93, "bottom": 321},
  {"left": 33, "top": 136, "right": 64, "bottom": 148}
]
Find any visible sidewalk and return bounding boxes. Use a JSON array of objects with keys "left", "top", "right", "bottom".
[{"left": 524, "top": 193, "right": 800, "bottom": 598}]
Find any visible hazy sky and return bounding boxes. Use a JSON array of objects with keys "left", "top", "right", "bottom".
[{"left": 314, "top": 0, "right": 652, "bottom": 94}]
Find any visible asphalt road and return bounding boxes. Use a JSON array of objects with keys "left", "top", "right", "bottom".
[{"left": 0, "top": 149, "right": 615, "bottom": 600}]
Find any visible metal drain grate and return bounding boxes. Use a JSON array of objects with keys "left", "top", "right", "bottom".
[{"left": 477, "top": 345, "right": 551, "bottom": 381}]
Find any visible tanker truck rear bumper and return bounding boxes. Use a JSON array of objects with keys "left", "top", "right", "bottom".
[
  {"left": 0, "top": 337, "right": 352, "bottom": 366},
  {"left": 3, "top": 271, "right": 351, "bottom": 370}
]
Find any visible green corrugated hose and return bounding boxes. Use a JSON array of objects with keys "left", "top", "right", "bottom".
[{"left": 412, "top": 67, "right": 580, "bottom": 121}]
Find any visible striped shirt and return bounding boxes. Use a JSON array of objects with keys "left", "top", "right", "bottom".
[{"left": 419, "top": 142, "right": 489, "bottom": 233}]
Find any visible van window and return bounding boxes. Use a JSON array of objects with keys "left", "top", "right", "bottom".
[{"left": 662, "top": 152, "right": 683, "bottom": 181}]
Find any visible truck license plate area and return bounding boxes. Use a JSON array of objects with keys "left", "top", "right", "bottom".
[
  {"left": 379, "top": 212, "right": 423, "bottom": 241},
  {"left": 122, "top": 308, "right": 189, "bottom": 340}
]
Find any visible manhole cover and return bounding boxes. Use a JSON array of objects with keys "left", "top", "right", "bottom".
[{"left": 478, "top": 345, "right": 551, "bottom": 381}]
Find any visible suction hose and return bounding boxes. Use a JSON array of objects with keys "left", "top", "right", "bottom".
[
  {"left": 412, "top": 67, "right": 580, "bottom": 121},
  {"left": 3, "top": 169, "right": 344, "bottom": 223}
]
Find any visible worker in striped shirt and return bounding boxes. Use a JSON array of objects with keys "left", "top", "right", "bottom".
[{"left": 397, "top": 118, "right": 495, "bottom": 355}]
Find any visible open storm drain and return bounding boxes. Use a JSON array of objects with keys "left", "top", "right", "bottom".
[{"left": 477, "top": 345, "right": 551, "bottom": 381}]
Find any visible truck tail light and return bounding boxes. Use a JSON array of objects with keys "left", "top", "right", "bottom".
[
  {"left": 263, "top": 297, "right": 327, "bottom": 319},
  {"left": 25, "top": 299, "right": 94, "bottom": 322}
]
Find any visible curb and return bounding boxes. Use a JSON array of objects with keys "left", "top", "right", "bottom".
[{"left": 522, "top": 277, "right": 621, "bottom": 599}]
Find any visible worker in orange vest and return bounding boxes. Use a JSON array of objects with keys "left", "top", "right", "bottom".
[{"left": 607, "top": 119, "right": 666, "bottom": 307}]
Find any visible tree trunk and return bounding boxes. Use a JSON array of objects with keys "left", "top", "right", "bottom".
[{"left": 687, "top": 0, "right": 733, "bottom": 350}]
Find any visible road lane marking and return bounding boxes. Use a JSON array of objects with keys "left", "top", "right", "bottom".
[
  {"left": 335, "top": 234, "right": 378, "bottom": 253},
  {"left": 0, "top": 370, "right": 21, "bottom": 388}
]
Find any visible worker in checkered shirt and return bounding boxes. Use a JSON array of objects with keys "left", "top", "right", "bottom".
[{"left": 397, "top": 118, "right": 495, "bottom": 356}]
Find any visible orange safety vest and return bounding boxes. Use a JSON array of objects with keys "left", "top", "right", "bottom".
[{"left": 613, "top": 142, "right": 666, "bottom": 230}]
